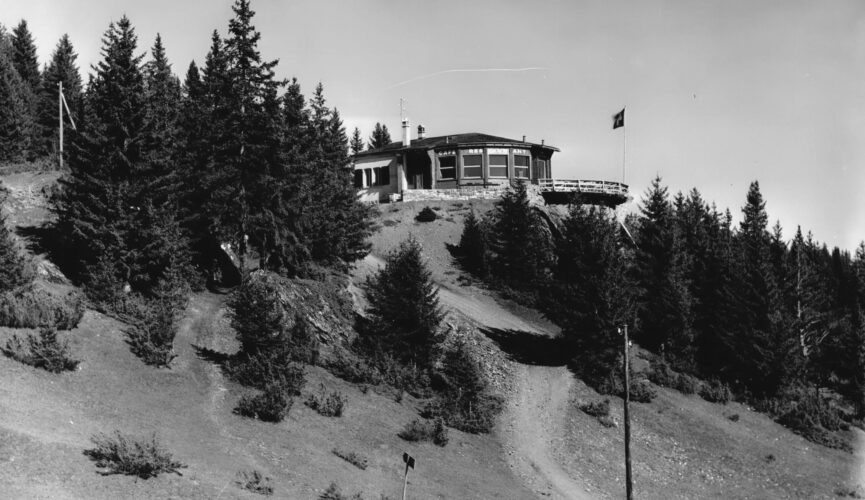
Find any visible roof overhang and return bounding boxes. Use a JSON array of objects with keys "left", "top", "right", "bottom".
[{"left": 352, "top": 157, "right": 394, "bottom": 169}]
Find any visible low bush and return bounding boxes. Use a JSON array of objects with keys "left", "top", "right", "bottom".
[
  {"left": 421, "top": 343, "right": 503, "bottom": 434},
  {"left": 415, "top": 206, "right": 437, "bottom": 222},
  {"left": 236, "top": 469, "right": 273, "bottom": 496},
  {"left": 770, "top": 386, "right": 852, "bottom": 451},
  {"left": 234, "top": 383, "right": 294, "bottom": 423},
  {"left": 700, "top": 379, "right": 732, "bottom": 404},
  {"left": 332, "top": 448, "right": 368, "bottom": 470},
  {"left": 306, "top": 384, "right": 347, "bottom": 417},
  {"left": 579, "top": 399, "right": 610, "bottom": 417},
  {"left": 598, "top": 415, "right": 617, "bottom": 428},
  {"left": 227, "top": 351, "right": 307, "bottom": 395},
  {"left": 727, "top": 413, "right": 740, "bottom": 422},
  {"left": 125, "top": 298, "right": 180, "bottom": 368},
  {"left": 84, "top": 431, "right": 185, "bottom": 479},
  {"left": 326, "top": 349, "right": 382, "bottom": 385},
  {"left": 835, "top": 485, "right": 865, "bottom": 499},
  {"left": 674, "top": 373, "right": 701, "bottom": 395},
  {"left": 3, "top": 327, "right": 79, "bottom": 372},
  {"left": 0, "top": 284, "right": 84, "bottom": 330},
  {"left": 629, "top": 379, "right": 657, "bottom": 403},
  {"left": 398, "top": 417, "right": 448, "bottom": 447},
  {"left": 320, "top": 482, "right": 364, "bottom": 500}
]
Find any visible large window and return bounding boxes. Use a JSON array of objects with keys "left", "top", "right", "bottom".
[
  {"left": 353, "top": 170, "right": 363, "bottom": 188},
  {"left": 364, "top": 169, "right": 373, "bottom": 187},
  {"left": 514, "top": 155, "right": 530, "bottom": 179},
  {"left": 463, "top": 154, "right": 482, "bottom": 178},
  {"left": 375, "top": 166, "right": 389, "bottom": 186},
  {"left": 489, "top": 154, "right": 508, "bottom": 177},
  {"left": 438, "top": 156, "right": 456, "bottom": 180}
]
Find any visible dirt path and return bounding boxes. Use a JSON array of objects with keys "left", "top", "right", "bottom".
[{"left": 358, "top": 255, "right": 594, "bottom": 499}]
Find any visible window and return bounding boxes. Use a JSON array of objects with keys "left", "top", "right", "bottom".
[
  {"left": 489, "top": 154, "right": 508, "bottom": 177},
  {"left": 514, "top": 155, "right": 530, "bottom": 178},
  {"left": 364, "top": 169, "right": 373, "bottom": 187},
  {"left": 353, "top": 170, "right": 363, "bottom": 188},
  {"left": 375, "top": 166, "right": 390, "bottom": 186},
  {"left": 439, "top": 156, "right": 456, "bottom": 180},
  {"left": 463, "top": 154, "right": 482, "bottom": 177},
  {"left": 533, "top": 159, "right": 548, "bottom": 179}
]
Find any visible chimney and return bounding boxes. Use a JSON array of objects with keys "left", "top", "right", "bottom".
[
  {"left": 402, "top": 118, "right": 411, "bottom": 146},
  {"left": 417, "top": 124, "right": 426, "bottom": 140},
  {"left": 522, "top": 135, "right": 526, "bottom": 142},
  {"left": 541, "top": 139, "right": 545, "bottom": 146}
]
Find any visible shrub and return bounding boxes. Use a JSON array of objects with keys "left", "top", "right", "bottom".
[
  {"left": 415, "top": 206, "right": 437, "bottom": 222},
  {"left": 421, "top": 343, "right": 503, "bottom": 434},
  {"left": 771, "top": 386, "right": 852, "bottom": 451},
  {"left": 728, "top": 413, "right": 740, "bottom": 422},
  {"left": 332, "top": 448, "right": 368, "bottom": 470},
  {"left": 458, "top": 210, "right": 489, "bottom": 277},
  {"left": 320, "top": 483, "right": 364, "bottom": 500},
  {"left": 237, "top": 470, "right": 273, "bottom": 496},
  {"left": 234, "top": 383, "right": 294, "bottom": 423},
  {"left": 306, "top": 384, "right": 346, "bottom": 417},
  {"left": 700, "top": 379, "right": 732, "bottom": 404},
  {"left": 432, "top": 417, "right": 449, "bottom": 446},
  {"left": 835, "top": 485, "right": 865, "bottom": 499},
  {"left": 629, "top": 379, "right": 657, "bottom": 403},
  {"left": 598, "top": 415, "right": 617, "bottom": 428},
  {"left": 326, "top": 349, "right": 382, "bottom": 385},
  {"left": 3, "top": 326, "right": 79, "bottom": 372},
  {"left": 648, "top": 360, "right": 677, "bottom": 388},
  {"left": 579, "top": 399, "right": 610, "bottom": 417},
  {"left": 227, "top": 350, "right": 307, "bottom": 395},
  {"left": 0, "top": 284, "right": 84, "bottom": 330},
  {"left": 84, "top": 431, "right": 185, "bottom": 479},
  {"left": 674, "top": 373, "right": 701, "bottom": 395},
  {"left": 125, "top": 297, "right": 179, "bottom": 368},
  {"left": 229, "top": 276, "right": 286, "bottom": 356}
]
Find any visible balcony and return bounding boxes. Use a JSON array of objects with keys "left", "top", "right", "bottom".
[{"left": 534, "top": 179, "right": 629, "bottom": 207}]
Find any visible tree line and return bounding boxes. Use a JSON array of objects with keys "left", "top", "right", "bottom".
[{"left": 460, "top": 179, "right": 865, "bottom": 445}]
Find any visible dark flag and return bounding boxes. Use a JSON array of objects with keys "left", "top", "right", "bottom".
[{"left": 612, "top": 108, "right": 625, "bottom": 129}]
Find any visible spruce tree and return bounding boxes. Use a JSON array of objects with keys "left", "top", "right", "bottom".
[
  {"left": 488, "top": 182, "right": 553, "bottom": 291},
  {"left": 634, "top": 176, "right": 692, "bottom": 357},
  {"left": 459, "top": 209, "right": 490, "bottom": 277},
  {"left": 0, "top": 27, "right": 35, "bottom": 162},
  {"left": 10, "top": 21, "right": 40, "bottom": 93},
  {"left": 368, "top": 122, "right": 391, "bottom": 149},
  {"left": 364, "top": 237, "right": 443, "bottom": 366},
  {"left": 350, "top": 126, "right": 364, "bottom": 155},
  {"left": 36, "top": 34, "right": 83, "bottom": 157},
  {"left": 548, "top": 203, "right": 636, "bottom": 390}
]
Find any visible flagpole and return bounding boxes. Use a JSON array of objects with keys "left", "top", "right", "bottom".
[{"left": 622, "top": 107, "right": 626, "bottom": 184}]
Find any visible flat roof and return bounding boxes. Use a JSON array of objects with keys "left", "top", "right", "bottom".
[{"left": 355, "top": 132, "right": 559, "bottom": 157}]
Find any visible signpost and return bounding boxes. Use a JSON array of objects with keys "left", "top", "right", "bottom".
[
  {"left": 619, "top": 325, "right": 633, "bottom": 500},
  {"left": 402, "top": 452, "right": 415, "bottom": 500}
]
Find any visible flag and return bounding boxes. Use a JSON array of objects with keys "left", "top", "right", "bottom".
[{"left": 612, "top": 108, "right": 625, "bottom": 129}]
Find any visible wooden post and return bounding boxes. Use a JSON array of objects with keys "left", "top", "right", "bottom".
[
  {"left": 623, "top": 324, "right": 633, "bottom": 500},
  {"left": 58, "top": 81, "right": 63, "bottom": 169},
  {"left": 402, "top": 462, "right": 409, "bottom": 500}
]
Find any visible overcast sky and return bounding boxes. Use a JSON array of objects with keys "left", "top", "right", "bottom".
[{"left": 3, "top": 0, "right": 863, "bottom": 250}]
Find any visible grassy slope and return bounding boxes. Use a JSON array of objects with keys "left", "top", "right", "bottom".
[
  {"left": 0, "top": 174, "right": 862, "bottom": 499},
  {"left": 364, "top": 199, "right": 865, "bottom": 499}
]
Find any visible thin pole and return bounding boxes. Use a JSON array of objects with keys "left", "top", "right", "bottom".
[
  {"left": 622, "top": 122, "right": 626, "bottom": 184},
  {"left": 58, "top": 81, "right": 63, "bottom": 169},
  {"left": 623, "top": 324, "right": 633, "bottom": 500},
  {"left": 402, "top": 462, "right": 410, "bottom": 500}
]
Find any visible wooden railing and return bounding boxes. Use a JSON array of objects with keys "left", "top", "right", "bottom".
[{"left": 535, "top": 178, "right": 629, "bottom": 196}]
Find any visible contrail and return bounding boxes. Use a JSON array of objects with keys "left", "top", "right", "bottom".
[{"left": 388, "top": 67, "right": 548, "bottom": 89}]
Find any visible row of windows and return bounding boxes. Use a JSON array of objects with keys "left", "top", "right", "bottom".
[
  {"left": 439, "top": 154, "right": 531, "bottom": 180},
  {"left": 353, "top": 166, "right": 389, "bottom": 188}
]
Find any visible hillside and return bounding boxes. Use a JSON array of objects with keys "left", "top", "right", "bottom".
[{"left": 0, "top": 175, "right": 863, "bottom": 499}]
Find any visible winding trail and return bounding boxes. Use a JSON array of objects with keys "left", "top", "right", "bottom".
[{"left": 360, "top": 254, "right": 593, "bottom": 499}]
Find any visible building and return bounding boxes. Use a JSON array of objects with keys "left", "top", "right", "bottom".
[{"left": 352, "top": 120, "right": 628, "bottom": 206}]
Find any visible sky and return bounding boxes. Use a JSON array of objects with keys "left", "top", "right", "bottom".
[{"left": 2, "top": 0, "right": 864, "bottom": 250}]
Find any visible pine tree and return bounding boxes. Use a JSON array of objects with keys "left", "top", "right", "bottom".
[
  {"left": 634, "top": 176, "right": 692, "bottom": 358},
  {"left": 364, "top": 237, "right": 444, "bottom": 367},
  {"left": 459, "top": 210, "right": 490, "bottom": 277},
  {"left": 36, "top": 34, "right": 83, "bottom": 157},
  {"left": 548, "top": 203, "right": 636, "bottom": 390},
  {"left": 10, "top": 21, "right": 40, "bottom": 93},
  {"left": 349, "top": 126, "right": 364, "bottom": 155},
  {"left": 0, "top": 27, "right": 35, "bottom": 162},
  {"left": 488, "top": 182, "right": 553, "bottom": 291},
  {"left": 368, "top": 122, "right": 391, "bottom": 150},
  {"left": 51, "top": 16, "right": 150, "bottom": 290}
]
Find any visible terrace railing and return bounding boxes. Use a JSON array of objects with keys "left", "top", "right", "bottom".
[{"left": 535, "top": 178, "right": 629, "bottom": 197}]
